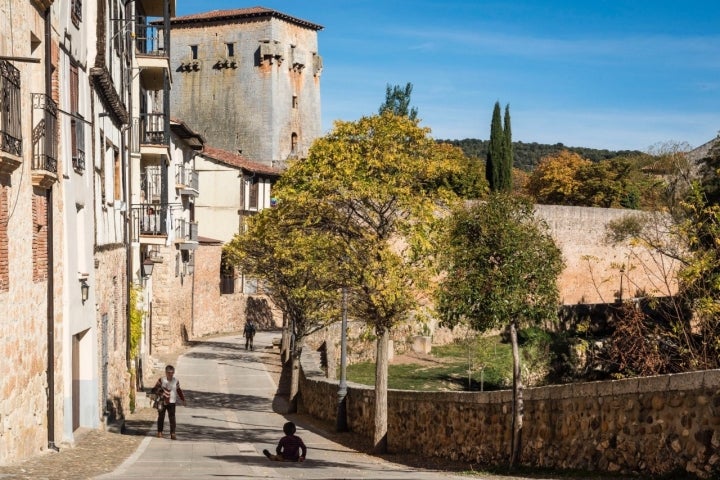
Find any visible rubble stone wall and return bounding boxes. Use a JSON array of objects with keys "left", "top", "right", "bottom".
[{"left": 300, "top": 351, "right": 720, "bottom": 479}]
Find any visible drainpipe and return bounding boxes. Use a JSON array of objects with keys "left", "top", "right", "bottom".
[
  {"left": 44, "top": 6, "right": 59, "bottom": 452},
  {"left": 124, "top": 0, "right": 133, "bottom": 376}
]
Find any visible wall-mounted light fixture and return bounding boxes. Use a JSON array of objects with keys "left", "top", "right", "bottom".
[
  {"left": 80, "top": 279, "right": 90, "bottom": 304},
  {"left": 142, "top": 257, "right": 155, "bottom": 278}
]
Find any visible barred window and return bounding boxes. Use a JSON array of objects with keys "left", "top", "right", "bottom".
[{"left": 71, "top": 0, "right": 82, "bottom": 26}]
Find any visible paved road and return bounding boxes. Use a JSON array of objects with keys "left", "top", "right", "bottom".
[{"left": 98, "top": 332, "right": 472, "bottom": 480}]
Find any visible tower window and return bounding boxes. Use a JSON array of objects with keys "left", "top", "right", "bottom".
[
  {"left": 190, "top": 45, "right": 198, "bottom": 60},
  {"left": 226, "top": 43, "right": 234, "bottom": 57},
  {"left": 290, "top": 133, "right": 298, "bottom": 155},
  {"left": 292, "top": 95, "right": 298, "bottom": 109}
]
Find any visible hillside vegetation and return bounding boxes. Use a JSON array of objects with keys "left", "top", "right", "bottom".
[{"left": 438, "top": 138, "right": 643, "bottom": 171}]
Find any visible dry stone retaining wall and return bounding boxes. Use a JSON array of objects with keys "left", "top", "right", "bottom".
[{"left": 299, "top": 351, "right": 720, "bottom": 478}]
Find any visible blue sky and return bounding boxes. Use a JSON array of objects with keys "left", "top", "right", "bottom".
[{"left": 176, "top": 1, "right": 720, "bottom": 151}]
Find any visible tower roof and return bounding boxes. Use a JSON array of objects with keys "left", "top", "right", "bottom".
[{"left": 169, "top": 6, "right": 323, "bottom": 31}]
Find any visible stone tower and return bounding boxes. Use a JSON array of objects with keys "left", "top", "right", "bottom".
[{"left": 167, "top": 7, "right": 323, "bottom": 167}]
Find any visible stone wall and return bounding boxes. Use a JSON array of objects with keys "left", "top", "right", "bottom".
[
  {"left": 535, "top": 205, "right": 678, "bottom": 305},
  {"left": 169, "top": 13, "right": 321, "bottom": 166},
  {"left": 299, "top": 351, "right": 720, "bottom": 479},
  {"left": 191, "top": 242, "right": 283, "bottom": 338},
  {"left": 148, "top": 245, "right": 193, "bottom": 354},
  {"left": 94, "top": 246, "right": 130, "bottom": 422}
]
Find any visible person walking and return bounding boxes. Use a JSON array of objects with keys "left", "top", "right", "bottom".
[
  {"left": 153, "top": 365, "right": 186, "bottom": 440},
  {"left": 243, "top": 321, "right": 256, "bottom": 351}
]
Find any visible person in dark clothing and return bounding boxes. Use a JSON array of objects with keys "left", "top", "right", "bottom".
[
  {"left": 263, "top": 421, "right": 307, "bottom": 462},
  {"left": 243, "top": 321, "right": 256, "bottom": 351}
]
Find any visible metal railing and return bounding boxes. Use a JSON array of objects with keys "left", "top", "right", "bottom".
[
  {"left": 138, "top": 112, "right": 168, "bottom": 146},
  {"left": 0, "top": 60, "right": 22, "bottom": 157},
  {"left": 130, "top": 203, "right": 174, "bottom": 241},
  {"left": 135, "top": 18, "right": 169, "bottom": 58},
  {"left": 141, "top": 165, "right": 162, "bottom": 203},
  {"left": 176, "top": 165, "right": 199, "bottom": 192},
  {"left": 32, "top": 93, "right": 58, "bottom": 174},
  {"left": 175, "top": 218, "right": 198, "bottom": 243}
]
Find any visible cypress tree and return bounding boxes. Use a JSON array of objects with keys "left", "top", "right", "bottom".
[
  {"left": 503, "top": 104, "right": 513, "bottom": 191},
  {"left": 486, "top": 101, "right": 504, "bottom": 191}
]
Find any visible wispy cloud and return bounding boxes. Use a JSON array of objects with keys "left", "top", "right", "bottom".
[{"left": 388, "top": 27, "right": 720, "bottom": 67}]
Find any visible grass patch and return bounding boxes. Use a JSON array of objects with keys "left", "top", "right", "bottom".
[{"left": 346, "top": 334, "right": 523, "bottom": 391}]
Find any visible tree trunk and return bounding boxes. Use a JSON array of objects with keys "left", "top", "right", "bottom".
[
  {"left": 372, "top": 327, "right": 389, "bottom": 453},
  {"left": 280, "top": 312, "right": 290, "bottom": 364},
  {"left": 288, "top": 336, "right": 304, "bottom": 413},
  {"left": 509, "top": 321, "right": 523, "bottom": 469}
]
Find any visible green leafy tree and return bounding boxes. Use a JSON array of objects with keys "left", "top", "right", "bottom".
[
  {"left": 224, "top": 202, "right": 343, "bottom": 410},
  {"left": 378, "top": 82, "right": 418, "bottom": 120},
  {"left": 279, "top": 112, "right": 462, "bottom": 452},
  {"left": 436, "top": 193, "right": 564, "bottom": 467}
]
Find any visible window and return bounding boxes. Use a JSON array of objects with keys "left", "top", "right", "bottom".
[
  {"left": 0, "top": 60, "right": 22, "bottom": 157},
  {"left": 71, "top": 0, "right": 82, "bottom": 26},
  {"left": 113, "top": 147, "right": 121, "bottom": 200},
  {"left": 190, "top": 45, "right": 198, "bottom": 60},
  {"left": 248, "top": 179, "right": 258, "bottom": 210},
  {"left": 290, "top": 133, "right": 298, "bottom": 155},
  {"left": 70, "top": 63, "right": 85, "bottom": 172},
  {"left": 226, "top": 43, "right": 234, "bottom": 57},
  {"left": 292, "top": 95, "right": 298, "bottom": 109}
]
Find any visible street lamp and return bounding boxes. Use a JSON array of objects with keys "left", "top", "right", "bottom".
[
  {"left": 336, "top": 287, "right": 348, "bottom": 432},
  {"left": 142, "top": 257, "right": 155, "bottom": 278},
  {"left": 80, "top": 279, "right": 89, "bottom": 304}
]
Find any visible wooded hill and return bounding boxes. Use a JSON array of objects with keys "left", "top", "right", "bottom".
[{"left": 438, "top": 138, "right": 643, "bottom": 171}]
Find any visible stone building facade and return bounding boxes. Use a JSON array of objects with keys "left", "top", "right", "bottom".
[{"left": 167, "top": 7, "right": 323, "bottom": 167}]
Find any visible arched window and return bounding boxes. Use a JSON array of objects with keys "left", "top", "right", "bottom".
[{"left": 290, "top": 132, "right": 298, "bottom": 155}]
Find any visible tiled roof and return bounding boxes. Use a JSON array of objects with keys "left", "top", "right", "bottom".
[
  {"left": 169, "top": 7, "right": 323, "bottom": 30},
  {"left": 200, "top": 145, "right": 281, "bottom": 177}
]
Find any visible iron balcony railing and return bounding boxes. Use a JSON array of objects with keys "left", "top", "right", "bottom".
[
  {"left": 130, "top": 203, "right": 196, "bottom": 244},
  {"left": 32, "top": 93, "right": 58, "bottom": 174},
  {"left": 140, "top": 165, "right": 162, "bottom": 203},
  {"left": 175, "top": 218, "right": 198, "bottom": 243},
  {"left": 176, "top": 165, "right": 199, "bottom": 192},
  {"left": 137, "top": 113, "right": 168, "bottom": 146},
  {"left": 135, "top": 17, "right": 169, "bottom": 58},
  {"left": 0, "top": 60, "right": 22, "bottom": 157}
]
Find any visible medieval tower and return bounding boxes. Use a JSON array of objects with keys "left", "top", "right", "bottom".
[{"left": 167, "top": 7, "right": 323, "bottom": 167}]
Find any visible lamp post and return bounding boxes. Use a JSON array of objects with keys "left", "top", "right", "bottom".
[{"left": 336, "top": 287, "right": 348, "bottom": 432}]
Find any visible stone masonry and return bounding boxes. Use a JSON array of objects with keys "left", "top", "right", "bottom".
[
  {"left": 168, "top": 8, "right": 323, "bottom": 166},
  {"left": 300, "top": 351, "right": 720, "bottom": 479}
]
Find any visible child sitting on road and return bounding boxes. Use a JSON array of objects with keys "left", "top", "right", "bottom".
[{"left": 263, "top": 421, "right": 307, "bottom": 462}]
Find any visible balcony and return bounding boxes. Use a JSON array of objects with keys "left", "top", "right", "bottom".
[
  {"left": 131, "top": 203, "right": 172, "bottom": 244},
  {"left": 31, "top": 93, "right": 58, "bottom": 188},
  {"left": 176, "top": 165, "right": 198, "bottom": 196},
  {"left": 141, "top": 165, "right": 163, "bottom": 203},
  {"left": 0, "top": 60, "right": 22, "bottom": 175},
  {"left": 134, "top": 113, "right": 170, "bottom": 157},
  {"left": 175, "top": 218, "right": 198, "bottom": 250},
  {"left": 135, "top": 16, "right": 171, "bottom": 91}
]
